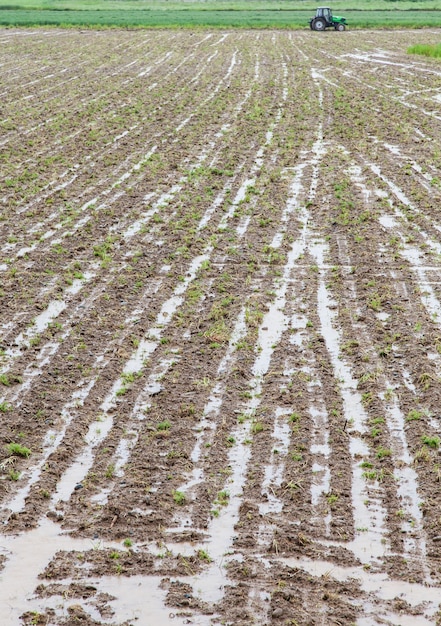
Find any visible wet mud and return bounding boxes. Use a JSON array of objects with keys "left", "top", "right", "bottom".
[{"left": 1, "top": 27, "right": 441, "bottom": 625}]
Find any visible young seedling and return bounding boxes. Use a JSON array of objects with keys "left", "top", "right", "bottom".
[
  {"left": 326, "top": 493, "right": 339, "bottom": 507},
  {"left": 363, "top": 469, "right": 378, "bottom": 481},
  {"left": 407, "top": 410, "right": 421, "bottom": 421},
  {"left": 197, "top": 549, "right": 212, "bottom": 562},
  {"left": 173, "top": 490, "right": 186, "bottom": 505},
  {"left": 422, "top": 435, "right": 440, "bottom": 449},
  {"left": 216, "top": 490, "right": 229, "bottom": 506},
  {"left": 376, "top": 447, "right": 392, "bottom": 459},
  {"left": 226, "top": 435, "right": 236, "bottom": 447},
  {"left": 6, "top": 443, "right": 31, "bottom": 458},
  {"left": 8, "top": 469, "right": 20, "bottom": 481}
]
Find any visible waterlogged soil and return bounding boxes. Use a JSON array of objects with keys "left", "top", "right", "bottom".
[{"left": 2, "top": 27, "right": 441, "bottom": 625}]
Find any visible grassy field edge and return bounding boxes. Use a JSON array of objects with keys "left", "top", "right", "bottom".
[{"left": 1, "top": 8, "right": 441, "bottom": 28}]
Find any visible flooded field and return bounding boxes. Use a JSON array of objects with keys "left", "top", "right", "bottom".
[{"left": 1, "top": 27, "right": 441, "bottom": 625}]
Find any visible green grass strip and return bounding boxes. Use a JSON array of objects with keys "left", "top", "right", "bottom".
[
  {"left": 4, "top": 0, "right": 441, "bottom": 10},
  {"left": 1, "top": 8, "right": 441, "bottom": 27},
  {"left": 408, "top": 42, "right": 441, "bottom": 57}
]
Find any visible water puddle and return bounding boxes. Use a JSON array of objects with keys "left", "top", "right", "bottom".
[
  {"left": 311, "top": 241, "right": 389, "bottom": 563},
  {"left": 376, "top": 311, "right": 390, "bottom": 322},
  {"left": 179, "top": 308, "right": 247, "bottom": 485},
  {"left": 0, "top": 517, "right": 210, "bottom": 625},
  {"left": 271, "top": 162, "right": 306, "bottom": 249},
  {"left": 0, "top": 517, "right": 118, "bottom": 625},
  {"left": 309, "top": 404, "right": 331, "bottom": 534},
  {"left": 0, "top": 271, "right": 95, "bottom": 378},
  {"left": 383, "top": 394, "right": 429, "bottom": 578},
  {"left": 3, "top": 376, "right": 99, "bottom": 516},
  {"left": 259, "top": 408, "right": 291, "bottom": 516},
  {"left": 175, "top": 50, "right": 238, "bottom": 133},
  {"left": 186, "top": 204, "right": 308, "bottom": 604},
  {"left": 82, "top": 575, "right": 213, "bottom": 625},
  {"left": 281, "top": 556, "right": 439, "bottom": 625},
  {"left": 49, "top": 233, "right": 213, "bottom": 508},
  {"left": 378, "top": 214, "right": 397, "bottom": 229}
]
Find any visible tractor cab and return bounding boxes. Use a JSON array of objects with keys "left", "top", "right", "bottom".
[
  {"left": 317, "top": 7, "right": 333, "bottom": 23},
  {"left": 309, "top": 7, "right": 347, "bottom": 31}
]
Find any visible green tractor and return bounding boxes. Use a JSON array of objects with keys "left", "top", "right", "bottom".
[{"left": 309, "top": 7, "right": 347, "bottom": 31}]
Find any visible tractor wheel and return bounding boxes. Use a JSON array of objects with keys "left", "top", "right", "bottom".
[
  {"left": 313, "top": 17, "right": 326, "bottom": 31},
  {"left": 335, "top": 23, "right": 346, "bottom": 31}
]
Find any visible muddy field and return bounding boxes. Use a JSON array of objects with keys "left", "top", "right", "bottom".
[{"left": 2, "top": 27, "right": 441, "bottom": 625}]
